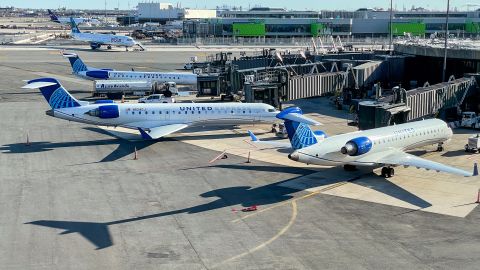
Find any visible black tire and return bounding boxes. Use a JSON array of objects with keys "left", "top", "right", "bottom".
[
  {"left": 381, "top": 167, "right": 387, "bottom": 177},
  {"left": 343, "top": 164, "right": 357, "bottom": 171},
  {"left": 389, "top": 168, "right": 395, "bottom": 177}
]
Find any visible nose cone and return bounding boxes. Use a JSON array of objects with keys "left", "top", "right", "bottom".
[
  {"left": 288, "top": 151, "right": 299, "bottom": 161},
  {"left": 447, "top": 128, "right": 453, "bottom": 139}
]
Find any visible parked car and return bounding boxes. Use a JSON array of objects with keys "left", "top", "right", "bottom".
[{"left": 138, "top": 94, "right": 175, "bottom": 103}]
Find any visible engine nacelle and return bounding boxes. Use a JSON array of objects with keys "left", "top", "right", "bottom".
[
  {"left": 341, "top": 136, "right": 372, "bottom": 156},
  {"left": 314, "top": 130, "right": 327, "bottom": 138},
  {"left": 94, "top": 100, "right": 115, "bottom": 104},
  {"left": 86, "top": 104, "right": 119, "bottom": 119},
  {"left": 85, "top": 70, "right": 109, "bottom": 79}
]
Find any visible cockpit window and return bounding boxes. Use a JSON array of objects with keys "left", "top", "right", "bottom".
[{"left": 268, "top": 109, "right": 276, "bottom": 112}]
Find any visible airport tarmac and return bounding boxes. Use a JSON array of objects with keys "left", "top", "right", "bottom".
[{"left": 1, "top": 48, "right": 480, "bottom": 270}]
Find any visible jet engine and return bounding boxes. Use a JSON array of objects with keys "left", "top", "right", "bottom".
[
  {"left": 340, "top": 137, "right": 372, "bottom": 156},
  {"left": 86, "top": 104, "right": 119, "bottom": 119},
  {"left": 85, "top": 70, "right": 109, "bottom": 79}
]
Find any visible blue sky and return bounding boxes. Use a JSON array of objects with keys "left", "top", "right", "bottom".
[{"left": 0, "top": 1, "right": 472, "bottom": 11}]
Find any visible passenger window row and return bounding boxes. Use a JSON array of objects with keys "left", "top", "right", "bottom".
[
  {"left": 374, "top": 128, "right": 444, "bottom": 145},
  {"left": 128, "top": 108, "right": 258, "bottom": 115},
  {"left": 113, "top": 73, "right": 181, "bottom": 80}
]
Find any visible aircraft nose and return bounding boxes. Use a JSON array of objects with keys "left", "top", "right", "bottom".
[{"left": 288, "top": 151, "right": 299, "bottom": 161}]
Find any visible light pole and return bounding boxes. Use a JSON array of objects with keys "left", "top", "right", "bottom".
[
  {"left": 442, "top": 0, "right": 450, "bottom": 82},
  {"left": 389, "top": 0, "right": 393, "bottom": 51}
]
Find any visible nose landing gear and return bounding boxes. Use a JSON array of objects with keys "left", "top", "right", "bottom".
[
  {"left": 437, "top": 143, "right": 444, "bottom": 152},
  {"left": 381, "top": 167, "right": 395, "bottom": 178}
]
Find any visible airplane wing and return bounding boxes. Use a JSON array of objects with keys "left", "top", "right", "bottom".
[
  {"left": 247, "top": 130, "right": 292, "bottom": 149},
  {"left": 360, "top": 149, "right": 475, "bottom": 177},
  {"left": 138, "top": 124, "right": 189, "bottom": 140}
]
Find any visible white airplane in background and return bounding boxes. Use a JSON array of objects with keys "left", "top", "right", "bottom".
[
  {"left": 248, "top": 107, "right": 477, "bottom": 178},
  {"left": 69, "top": 18, "right": 144, "bottom": 51},
  {"left": 48, "top": 9, "right": 101, "bottom": 26},
  {"left": 62, "top": 52, "right": 197, "bottom": 85},
  {"left": 22, "top": 78, "right": 319, "bottom": 140}
]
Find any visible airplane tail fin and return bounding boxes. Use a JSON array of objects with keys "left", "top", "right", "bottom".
[
  {"left": 62, "top": 52, "right": 90, "bottom": 73},
  {"left": 48, "top": 9, "right": 59, "bottom": 22},
  {"left": 22, "top": 78, "right": 81, "bottom": 109},
  {"left": 70, "top": 17, "right": 81, "bottom": 33},
  {"left": 276, "top": 107, "right": 318, "bottom": 150}
]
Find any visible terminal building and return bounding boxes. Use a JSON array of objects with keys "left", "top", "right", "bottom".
[
  {"left": 182, "top": 7, "right": 480, "bottom": 38},
  {"left": 118, "top": 2, "right": 217, "bottom": 25}
]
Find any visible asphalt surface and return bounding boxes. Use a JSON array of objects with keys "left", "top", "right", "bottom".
[{"left": 1, "top": 49, "right": 480, "bottom": 270}]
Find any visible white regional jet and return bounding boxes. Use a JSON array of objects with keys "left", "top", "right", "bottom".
[
  {"left": 69, "top": 18, "right": 144, "bottom": 51},
  {"left": 48, "top": 9, "right": 101, "bottom": 26},
  {"left": 22, "top": 78, "right": 318, "bottom": 140},
  {"left": 249, "top": 107, "right": 477, "bottom": 178},
  {"left": 62, "top": 52, "right": 197, "bottom": 85}
]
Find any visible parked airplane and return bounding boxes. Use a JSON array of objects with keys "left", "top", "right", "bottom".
[
  {"left": 22, "top": 78, "right": 319, "bottom": 140},
  {"left": 69, "top": 18, "right": 144, "bottom": 51},
  {"left": 48, "top": 9, "right": 100, "bottom": 25},
  {"left": 63, "top": 52, "right": 197, "bottom": 85},
  {"left": 248, "top": 107, "right": 477, "bottom": 177}
]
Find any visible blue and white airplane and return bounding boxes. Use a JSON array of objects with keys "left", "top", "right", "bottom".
[
  {"left": 22, "top": 78, "right": 319, "bottom": 140},
  {"left": 69, "top": 18, "right": 144, "bottom": 51},
  {"left": 48, "top": 9, "right": 101, "bottom": 26},
  {"left": 63, "top": 52, "right": 197, "bottom": 85},
  {"left": 249, "top": 107, "right": 477, "bottom": 178}
]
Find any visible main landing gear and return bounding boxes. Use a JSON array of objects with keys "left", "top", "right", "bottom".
[
  {"left": 381, "top": 167, "right": 395, "bottom": 178},
  {"left": 343, "top": 164, "right": 357, "bottom": 171},
  {"left": 107, "top": 45, "right": 112, "bottom": 50},
  {"left": 437, "top": 143, "right": 444, "bottom": 152}
]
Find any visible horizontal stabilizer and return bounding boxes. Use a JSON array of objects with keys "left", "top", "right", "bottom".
[
  {"left": 276, "top": 106, "right": 322, "bottom": 126},
  {"left": 22, "top": 81, "right": 57, "bottom": 89},
  {"left": 62, "top": 52, "right": 78, "bottom": 58},
  {"left": 283, "top": 113, "right": 322, "bottom": 126},
  {"left": 246, "top": 130, "right": 292, "bottom": 149}
]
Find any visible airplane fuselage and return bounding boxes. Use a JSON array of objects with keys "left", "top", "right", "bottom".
[
  {"left": 54, "top": 17, "right": 100, "bottom": 25},
  {"left": 72, "top": 32, "right": 136, "bottom": 48},
  {"left": 290, "top": 119, "right": 452, "bottom": 166},
  {"left": 77, "top": 70, "right": 197, "bottom": 85},
  {"left": 49, "top": 102, "right": 278, "bottom": 130}
]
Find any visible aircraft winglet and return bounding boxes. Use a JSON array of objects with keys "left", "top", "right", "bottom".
[
  {"left": 247, "top": 130, "right": 258, "bottom": 142},
  {"left": 138, "top": 128, "right": 153, "bottom": 140}
]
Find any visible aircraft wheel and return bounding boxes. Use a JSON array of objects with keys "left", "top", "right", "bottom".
[
  {"left": 388, "top": 168, "right": 395, "bottom": 178},
  {"left": 381, "top": 167, "right": 387, "bottom": 177},
  {"left": 343, "top": 164, "right": 357, "bottom": 171},
  {"left": 107, "top": 45, "right": 112, "bottom": 49},
  {"left": 437, "top": 146, "right": 444, "bottom": 152}
]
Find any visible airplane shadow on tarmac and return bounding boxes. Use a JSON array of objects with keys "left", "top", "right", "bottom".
[
  {"left": 26, "top": 163, "right": 431, "bottom": 250},
  {"left": 0, "top": 127, "right": 156, "bottom": 162},
  {"left": 0, "top": 125, "right": 269, "bottom": 163},
  {"left": 26, "top": 166, "right": 310, "bottom": 250}
]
